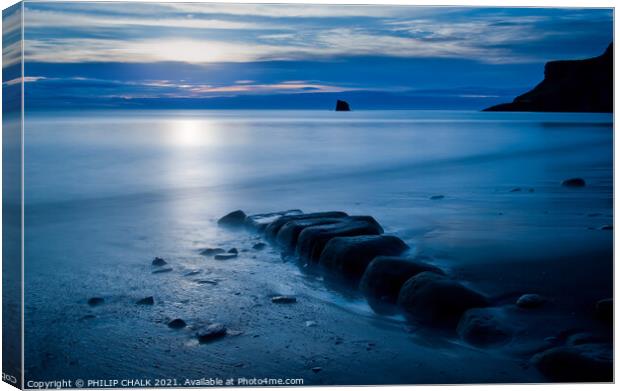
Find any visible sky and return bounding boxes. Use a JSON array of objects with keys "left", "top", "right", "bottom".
[{"left": 2, "top": 2, "right": 614, "bottom": 110}]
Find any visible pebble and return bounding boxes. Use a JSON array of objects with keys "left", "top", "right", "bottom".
[{"left": 272, "top": 296, "right": 297, "bottom": 304}]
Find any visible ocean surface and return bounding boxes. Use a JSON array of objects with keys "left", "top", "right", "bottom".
[{"left": 23, "top": 110, "right": 613, "bottom": 383}]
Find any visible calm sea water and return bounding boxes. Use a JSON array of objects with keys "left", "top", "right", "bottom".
[{"left": 22, "top": 110, "right": 613, "bottom": 381}]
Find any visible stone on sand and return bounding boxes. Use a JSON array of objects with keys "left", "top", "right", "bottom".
[
  {"left": 217, "top": 210, "right": 247, "bottom": 228},
  {"left": 214, "top": 253, "right": 237, "bottom": 261},
  {"left": 271, "top": 296, "right": 297, "bottom": 304},
  {"left": 457, "top": 308, "right": 512, "bottom": 347},
  {"left": 398, "top": 272, "right": 488, "bottom": 328},
  {"left": 87, "top": 297, "right": 104, "bottom": 306},
  {"left": 152, "top": 257, "right": 167, "bottom": 266},
  {"left": 199, "top": 248, "right": 225, "bottom": 256},
  {"left": 319, "top": 235, "right": 409, "bottom": 280},
  {"left": 360, "top": 256, "right": 444, "bottom": 312},
  {"left": 295, "top": 216, "right": 384, "bottom": 261},
  {"left": 263, "top": 211, "right": 349, "bottom": 242},
  {"left": 168, "top": 318, "right": 187, "bottom": 329},
  {"left": 532, "top": 343, "right": 612, "bottom": 382},
  {"left": 196, "top": 323, "right": 227, "bottom": 343}
]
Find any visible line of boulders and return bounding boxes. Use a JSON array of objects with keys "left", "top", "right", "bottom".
[{"left": 217, "top": 208, "right": 613, "bottom": 382}]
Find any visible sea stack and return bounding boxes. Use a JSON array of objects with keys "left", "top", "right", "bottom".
[
  {"left": 335, "top": 99, "right": 351, "bottom": 111},
  {"left": 484, "top": 43, "right": 612, "bottom": 113}
]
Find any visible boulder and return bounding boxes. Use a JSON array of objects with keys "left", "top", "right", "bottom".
[
  {"left": 457, "top": 308, "right": 512, "bottom": 347},
  {"left": 167, "top": 318, "right": 187, "bottom": 329},
  {"left": 196, "top": 323, "right": 227, "bottom": 343},
  {"left": 561, "top": 178, "right": 586, "bottom": 187},
  {"left": 335, "top": 99, "right": 351, "bottom": 111},
  {"left": 532, "top": 343, "right": 613, "bottom": 382},
  {"left": 214, "top": 253, "right": 237, "bottom": 261},
  {"left": 295, "top": 216, "right": 384, "bottom": 261},
  {"left": 275, "top": 217, "right": 347, "bottom": 252},
  {"left": 244, "top": 209, "right": 303, "bottom": 232},
  {"left": 217, "top": 210, "right": 247, "bottom": 228},
  {"left": 137, "top": 296, "right": 154, "bottom": 305},
  {"left": 263, "top": 211, "right": 349, "bottom": 242},
  {"left": 152, "top": 257, "right": 167, "bottom": 266},
  {"left": 319, "top": 235, "right": 409, "bottom": 280},
  {"left": 516, "top": 293, "right": 546, "bottom": 309},
  {"left": 360, "top": 256, "right": 444, "bottom": 312},
  {"left": 398, "top": 272, "right": 489, "bottom": 328}
]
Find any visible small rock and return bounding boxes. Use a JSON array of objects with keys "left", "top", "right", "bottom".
[
  {"left": 561, "top": 177, "right": 586, "bottom": 187},
  {"left": 87, "top": 297, "right": 104, "bottom": 306},
  {"left": 305, "top": 321, "right": 318, "bottom": 327},
  {"left": 152, "top": 257, "right": 167, "bottom": 266},
  {"left": 184, "top": 270, "right": 201, "bottom": 276},
  {"left": 228, "top": 248, "right": 238, "bottom": 254},
  {"left": 532, "top": 343, "right": 612, "bottom": 381},
  {"left": 252, "top": 242, "right": 267, "bottom": 250},
  {"left": 335, "top": 99, "right": 350, "bottom": 111},
  {"left": 152, "top": 267, "right": 173, "bottom": 274},
  {"left": 516, "top": 293, "right": 546, "bottom": 309},
  {"left": 79, "top": 314, "right": 96, "bottom": 321},
  {"left": 199, "top": 248, "right": 225, "bottom": 256},
  {"left": 599, "top": 224, "right": 613, "bottom": 230},
  {"left": 167, "top": 319, "right": 187, "bottom": 329},
  {"left": 595, "top": 298, "right": 612, "bottom": 323},
  {"left": 311, "top": 367, "right": 322, "bottom": 373},
  {"left": 430, "top": 195, "right": 445, "bottom": 200},
  {"left": 137, "top": 296, "right": 154, "bottom": 305},
  {"left": 196, "top": 279, "right": 218, "bottom": 285},
  {"left": 196, "top": 323, "right": 227, "bottom": 343},
  {"left": 214, "top": 253, "right": 237, "bottom": 261},
  {"left": 457, "top": 308, "right": 512, "bottom": 347},
  {"left": 272, "top": 296, "right": 297, "bottom": 304},
  {"left": 217, "top": 210, "right": 247, "bottom": 228},
  {"left": 510, "top": 187, "right": 522, "bottom": 192}
]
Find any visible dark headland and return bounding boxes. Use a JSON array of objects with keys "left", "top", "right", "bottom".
[{"left": 484, "top": 43, "right": 612, "bottom": 113}]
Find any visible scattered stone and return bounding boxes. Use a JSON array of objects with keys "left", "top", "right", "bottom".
[
  {"left": 196, "top": 279, "right": 218, "bottom": 285},
  {"left": 228, "top": 248, "right": 238, "bottom": 254},
  {"left": 360, "top": 256, "right": 444, "bottom": 313},
  {"left": 311, "top": 367, "right": 322, "bottom": 373},
  {"left": 137, "top": 296, "right": 154, "bottom": 305},
  {"left": 296, "top": 216, "right": 384, "bottom": 261},
  {"left": 457, "top": 308, "right": 512, "bottom": 347},
  {"left": 184, "top": 270, "right": 201, "bottom": 276},
  {"left": 429, "top": 195, "right": 445, "bottom": 200},
  {"left": 152, "top": 267, "right": 173, "bottom": 274},
  {"left": 217, "top": 210, "right": 247, "bottom": 228},
  {"left": 152, "top": 257, "right": 167, "bottom": 266},
  {"left": 516, "top": 293, "right": 546, "bottom": 309},
  {"left": 305, "top": 321, "right": 318, "bottom": 327},
  {"left": 272, "top": 296, "right": 297, "bottom": 304},
  {"left": 599, "top": 224, "right": 613, "bottom": 230},
  {"left": 252, "top": 242, "right": 266, "bottom": 250},
  {"left": 214, "top": 253, "right": 237, "bottom": 261},
  {"left": 595, "top": 298, "right": 612, "bottom": 323},
  {"left": 87, "top": 297, "right": 104, "bottom": 306},
  {"left": 199, "top": 248, "right": 225, "bottom": 256},
  {"left": 196, "top": 323, "right": 227, "bottom": 343},
  {"left": 561, "top": 177, "right": 586, "bottom": 187},
  {"left": 263, "top": 211, "right": 349, "bottom": 242},
  {"left": 532, "top": 343, "right": 612, "bottom": 382},
  {"left": 510, "top": 187, "right": 522, "bottom": 192},
  {"left": 319, "top": 235, "right": 409, "bottom": 280},
  {"left": 167, "top": 319, "right": 187, "bottom": 329},
  {"left": 398, "top": 272, "right": 489, "bottom": 328}
]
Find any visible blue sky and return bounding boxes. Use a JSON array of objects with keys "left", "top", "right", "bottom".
[{"left": 5, "top": 2, "right": 613, "bottom": 109}]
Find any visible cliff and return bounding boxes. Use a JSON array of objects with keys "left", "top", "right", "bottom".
[{"left": 484, "top": 44, "right": 612, "bottom": 113}]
